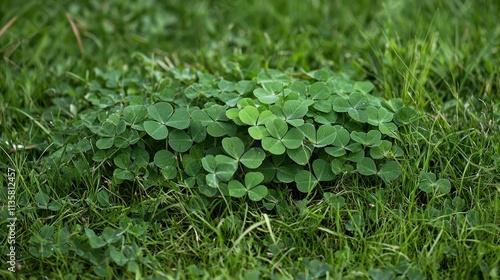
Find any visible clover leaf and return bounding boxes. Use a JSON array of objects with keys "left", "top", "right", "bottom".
[
  {"left": 218, "top": 79, "right": 235, "bottom": 92},
  {"left": 346, "top": 213, "right": 365, "bottom": 232},
  {"left": 144, "top": 120, "right": 169, "bottom": 140},
  {"left": 222, "top": 137, "right": 265, "bottom": 169},
  {"left": 379, "top": 122, "right": 399, "bottom": 138},
  {"left": 369, "top": 140, "right": 392, "bottom": 159},
  {"left": 262, "top": 118, "right": 303, "bottom": 155},
  {"left": 96, "top": 138, "right": 114, "bottom": 149},
  {"left": 239, "top": 106, "right": 260, "bottom": 126},
  {"left": 147, "top": 102, "right": 174, "bottom": 123},
  {"left": 144, "top": 102, "right": 191, "bottom": 140},
  {"left": 313, "top": 159, "right": 335, "bottom": 181},
  {"left": 331, "top": 92, "right": 369, "bottom": 123},
  {"left": 253, "top": 87, "right": 280, "bottom": 104},
  {"left": 222, "top": 137, "right": 245, "bottom": 159},
  {"left": 191, "top": 106, "right": 237, "bottom": 137},
  {"left": 354, "top": 81, "right": 374, "bottom": 93},
  {"left": 350, "top": 130, "right": 382, "bottom": 147},
  {"left": 286, "top": 142, "right": 314, "bottom": 165},
  {"left": 276, "top": 165, "right": 301, "bottom": 183},
  {"left": 240, "top": 148, "right": 266, "bottom": 169},
  {"left": 257, "top": 69, "right": 290, "bottom": 87},
  {"left": 97, "top": 114, "right": 126, "bottom": 137},
  {"left": 85, "top": 228, "right": 107, "bottom": 249},
  {"left": 313, "top": 111, "right": 338, "bottom": 124},
  {"left": 247, "top": 110, "right": 274, "bottom": 140},
  {"left": 418, "top": 171, "right": 451, "bottom": 194},
  {"left": 123, "top": 105, "right": 148, "bottom": 126},
  {"left": 366, "top": 106, "right": 394, "bottom": 126},
  {"left": 324, "top": 193, "right": 346, "bottom": 208},
  {"left": 308, "top": 82, "right": 330, "bottom": 100},
  {"left": 324, "top": 126, "right": 350, "bottom": 157},
  {"left": 108, "top": 246, "right": 128, "bottom": 266},
  {"left": 299, "top": 123, "right": 337, "bottom": 148},
  {"left": 235, "top": 80, "right": 254, "bottom": 94},
  {"left": 282, "top": 100, "right": 309, "bottom": 126},
  {"left": 168, "top": 129, "right": 193, "bottom": 153},
  {"left": 295, "top": 170, "right": 318, "bottom": 193},
  {"left": 154, "top": 150, "right": 177, "bottom": 179},
  {"left": 202, "top": 155, "right": 237, "bottom": 188},
  {"left": 395, "top": 106, "right": 417, "bottom": 124},
  {"left": 377, "top": 161, "right": 401, "bottom": 182},
  {"left": 228, "top": 172, "right": 268, "bottom": 201}
]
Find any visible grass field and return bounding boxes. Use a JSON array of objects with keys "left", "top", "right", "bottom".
[{"left": 1, "top": 0, "right": 499, "bottom": 279}]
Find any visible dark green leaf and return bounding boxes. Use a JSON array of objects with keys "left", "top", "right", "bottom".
[
  {"left": 168, "top": 130, "right": 193, "bottom": 152},
  {"left": 377, "top": 161, "right": 401, "bottom": 182},
  {"left": 309, "top": 82, "right": 330, "bottom": 99},
  {"left": 123, "top": 105, "right": 148, "bottom": 124},
  {"left": 165, "top": 108, "right": 190, "bottom": 129},
  {"left": 96, "top": 138, "right": 114, "bottom": 150},
  {"left": 147, "top": 102, "right": 173, "bottom": 123},
  {"left": 144, "top": 121, "right": 168, "bottom": 140},
  {"left": 356, "top": 157, "right": 377, "bottom": 176},
  {"left": 35, "top": 192, "right": 50, "bottom": 208},
  {"left": 154, "top": 150, "right": 176, "bottom": 169},
  {"left": 222, "top": 137, "right": 245, "bottom": 159},
  {"left": 313, "top": 159, "right": 335, "bottom": 181},
  {"left": 282, "top": 128, "right": 304, "bottom": 149},
  {"left": 287, "top": 143, "right": 313, "bottom": 165},
  {"left": 295, "top": 170, "right": 317, "bottom": 193},
  {"left": 239, "top": 106, "right": 260, "bottom": 125},
  {"left": 228, "top": 180, "right": 246, "bottom": 198},
  {"left": 245, "top": 172, "right": 265, "bottom": 188},
  {"left": 262, "top": 137, "right": 286, "bottom": 155},
  {"left": 240, "top": 148, "right": 266, "bottom": 169},
  {"left": 109, "top": 247, "right": 128, "bottom": 266}
]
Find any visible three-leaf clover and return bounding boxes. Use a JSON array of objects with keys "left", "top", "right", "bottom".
[
  {"left": 418, "top": 171, "right": 451, "bottom": 194},
  {"left": 262, "top": 118, "right": 303, "bottom": 155},
  {"left": 228, "top": 172, "right": 268, "bottom": 201}
]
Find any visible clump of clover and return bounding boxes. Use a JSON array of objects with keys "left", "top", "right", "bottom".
[{"left": 80, "top": 67, "right": 416, "bottom": 202}]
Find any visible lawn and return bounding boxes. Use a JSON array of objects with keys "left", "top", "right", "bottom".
[{"left": 0, "top": 0, "right": 499, "bottom": 279}]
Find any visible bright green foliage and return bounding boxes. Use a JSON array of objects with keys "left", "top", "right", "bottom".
[
  {"left": 3, "top": 1, "right": 498, "bottom": 278},
  {"left": 295, "top": 170, "right": 318, "bottom": 193},
  {"left": 357, "top": 157, "right": 377, "bottom": 176},
  {"left": 350, "top": 130, "right": 382, "bottom": 147},
  {"left": 418, "top": 171, "right": 452, "bottom": 194},
  {"left": 228, "top": 172, "right": 268, "bottom": 201},
  {"left": 332, "top": 92, "right": 369, "bottom": 123},
  {"left": 324, "top": 192, "right": 346, "bottom": 208},
  {"left": 60, "top": 67, "right": 415, "bottom": 199}
]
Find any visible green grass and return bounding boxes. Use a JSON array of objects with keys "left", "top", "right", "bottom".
[{"left": 1, "top": 0, "right": 499, "bottom": 279}]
